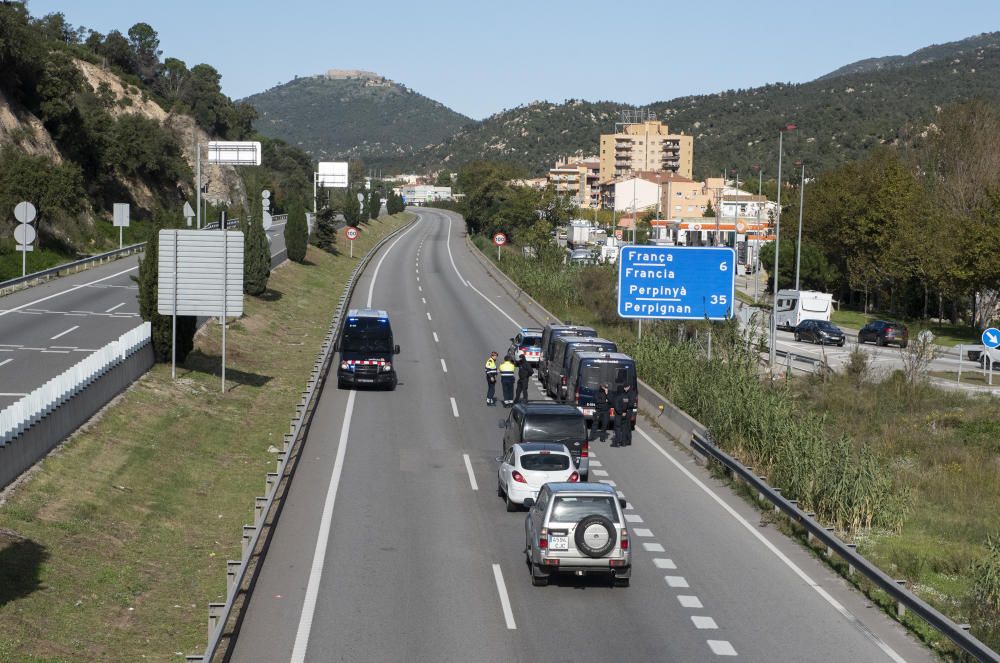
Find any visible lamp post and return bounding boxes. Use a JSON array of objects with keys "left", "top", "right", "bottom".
[
  {"left": 794, "top": 159, "right": 806, "bottom": 290},
  {"left": 769, "top": 124, "right": 796, "bottom": 373},
  {"left": 754, "top": 164, "right": 762, "bottom": 196}
]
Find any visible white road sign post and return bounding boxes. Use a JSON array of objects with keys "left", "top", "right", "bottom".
[
  {"left": 14, "top": 201, "right": 37, "bottom": 277},
  {"left": 113, "top": 202, "right": 130, "bottom": 249},
  {"left": 262, "top": 190, "right": 272, "bottom": 230},
  {"left": 197, "top": 140, "right": 262, "bottom": 228},
  {"left": 983, "top": 327, "right": 1000, "bottom": 386},
  {"left": 158, "top": 227, "right": 245, "bottom": 388},
  {"left": 493, "top": 232, "right": 507, "bottom": 262},
  {"left": 314, "top": 161, "right": 349, "bottom": 213},
  {"left": 345, "top": 226, "right": 359, "bottom": 258},
  {"left": 183, "top": 201, "right": 195, "bottom": 227}
]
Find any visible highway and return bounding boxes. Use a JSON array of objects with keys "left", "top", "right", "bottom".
[
  {"left": 231, "top": 208, "right": 933, "bottom": 662},
  {"left": 0, "top": 222, "right": 287, "bottom": 410}
]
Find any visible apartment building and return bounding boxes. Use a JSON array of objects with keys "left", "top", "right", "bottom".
[
  {"left": 546, "top": 158, "right": 601, "bottom": 207},
  {"left": 598, "top": 120, "right": 693, "bottom": 183}
]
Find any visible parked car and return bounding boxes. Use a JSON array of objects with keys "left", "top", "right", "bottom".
[
  {"left": 523, "top": 482, "right": 631, "bottom": 586},
  {"left": 508, "top": 327, "right": 543, "bottom": 366},
  {"left": 496, "top": 443, "right": 579, "bottom": 511},
  {"left": 794, "top": 319, "right": 846, "bottom": 346},
  {"left": 858, "top": 320, "right": 909, "bottom": 348},
  {"left": 502, "top": 402, "right": 590, "bottom": 480}
]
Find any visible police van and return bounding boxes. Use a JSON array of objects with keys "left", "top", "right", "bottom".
[
  {"left": 508, "top": 327, "right": 543, "bottom": 366},
  {"left": 566, "top": 352, "right": 637, "bottom": 428},
  {"left": 335, "top": 309, "right": 400, "bottom": 390}
]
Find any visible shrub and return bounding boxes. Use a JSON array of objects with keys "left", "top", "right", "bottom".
[{"left": 285, "top": 198, "right": 308, "bottom": 263}]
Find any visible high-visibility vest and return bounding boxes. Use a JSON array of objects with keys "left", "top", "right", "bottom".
[
  {"left": 498, "top": 360, "right": 516, "bottom": 378},
  {"left": 485, "top": 358, "right": 498, "bottom": 377}
]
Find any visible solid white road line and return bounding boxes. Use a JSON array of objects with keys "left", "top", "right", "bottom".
[
  {"left": 290, "top": 390, "right": 356, "bottom": 663},
  {"left": 0, "top": 265, "right": 137, "bottom": 318},
  {"left": 491, "top": 564, "right": 517, "bottom": 630},
  {"left": 433, "top": 332, "right": 439, "bottom": 343},
  {"left": 467, "top": 282, "right": 521, "bottom": 329},
  {"left": 678, "top": 595, "right": 703, "bottom": 608},
  {"left": 444, "top": 212, "right": 468, "bottom": 287},
  {"left": 450, "top": 397, "right": 459, "bottom": 418},
  {"left": 0, "top": 358, "right": 13, "bottom": 368},
  {"left": 707, "top": 640, "right": 738, "bottom": 656},
  {"left": 0, "top": 392, "right": 27, "bottom": 396},
  {"left": 692, "top": 616, "right": 719, "bottom": 630},
  {"left": 365, "top": 218, "right": 423, "bottom": 308},
  {"left": 441, "top": 358, "right": 448, "bottom": 373},
  {"left": 636, "top": 427, "right": 906, "bottom": 663},
  {"left": 463, "top": 453, "right": 479, "bottom": 491},
  {"left": 50, "top": 325, "right": 79, "bottom": 340},
  {"left": 664, "top": 575, "right": 690, "bottom": 588}
]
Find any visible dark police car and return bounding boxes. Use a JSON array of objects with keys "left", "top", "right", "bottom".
[{"left": 336, "top": 308, "right": 400, "bottom": 390}]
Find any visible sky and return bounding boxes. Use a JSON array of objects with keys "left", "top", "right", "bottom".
[{"left": 25, "top": 0, "right": 1000, "bottom": 120}]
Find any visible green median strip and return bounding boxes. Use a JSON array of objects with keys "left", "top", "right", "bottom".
[{"left": 0, "top": 213, "right": 411, "bottom": 662}]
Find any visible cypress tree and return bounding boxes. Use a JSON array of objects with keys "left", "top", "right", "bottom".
[
  {"left": 135, "top": 214, "right": 196, "bottom": 363},
  {"left": 344, "top": 189, "right": 362, "bottom": 227},
  {"left": 368, "top": 188, "right": 380, "bottom": 220},
  {"left": 286, "top": 198, "right": 308, "bottom": 263},
  {"left": 313, "top": 207, "right": 338, "bottom": 253},
  {"left": 243, "top": 195, "right": 270, "bottom": 296}
]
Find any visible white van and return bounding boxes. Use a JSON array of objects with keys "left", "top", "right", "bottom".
[{"left": 774, "top": 289, "right": 833, "bottom": 330}]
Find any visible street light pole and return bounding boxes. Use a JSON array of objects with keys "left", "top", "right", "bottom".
[
  {"left": 769, "top": 124, "right": 796, "bottom": 373},
  {"left": 794, "top": 160, "right": 805, "bottom": 290}
]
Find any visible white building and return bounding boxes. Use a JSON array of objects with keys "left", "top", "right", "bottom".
[
  {"left": 607, "top": 177, "right": 660, "bottom": 213},
  {"left": 400, "top": 185, "right": 452, "bottom": 204}
]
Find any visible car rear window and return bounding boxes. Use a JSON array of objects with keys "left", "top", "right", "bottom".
[
  {"left": 523, "top": 415, "right": 586, "bottom": 442},
  {"left": 551, "top": 495, "right": 617, "bottom": 522},
  {"left": 580, "top": 362, "right": 635, "bottom": 390},
  {"left": 520, "top": 336, "right": 541, "bottom": 346},
  {"left": 520, "top": 453, "right": 570, "bottom": 471}
]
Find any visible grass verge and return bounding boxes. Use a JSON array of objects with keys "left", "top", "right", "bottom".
[{"left": 0, "top": 212, "right": 412, "bottom": 663}]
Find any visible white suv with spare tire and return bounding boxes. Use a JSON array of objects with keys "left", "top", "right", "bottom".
[{"left": 523, "top": 482, "right": 631, "bottom": 587}]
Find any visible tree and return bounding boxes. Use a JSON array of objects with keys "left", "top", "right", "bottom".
[
  {"left": 135, "top": 215, "right": 196, "bottom": 363},
  {"left": 286, "top": 198, "right": 309, "bottom": 263},
  {"left": 435, "top": 171, "right": 452, "bottom": 187},
  {"left": 313, "top": 207, "right": 338, "bottom": 252},
  {"left": 368, "top": 188, "right": 380, "bottom": 220},
  {"left": 343, "top": 189, "right": 363, "bottom": 227},
  {"left": 127, "top": 22, "right": 161, "bottom": 83},
  {"left": 99, "top": 30, "right": 136, "bottom": 73},
  {"left": 703, "top": 200, "right": 715, "bottom": 217},
  {"left": 242, "top": 196, "right": 271, "bottom": 296}
]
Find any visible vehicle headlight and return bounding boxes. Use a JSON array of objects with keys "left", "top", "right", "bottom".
[
  {"left": 381, "top": 362, "right": 392, "bottom": 372},
  {"left": 340, "top": 362, "right": 350, "bottom": 371}
]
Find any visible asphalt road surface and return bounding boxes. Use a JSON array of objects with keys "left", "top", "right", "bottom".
[
  {"left": 231, "top": 209, "right": 933, "bottom": 663},
  {"left": 0, "top": 222, "right": 287, "bottom": 410}
]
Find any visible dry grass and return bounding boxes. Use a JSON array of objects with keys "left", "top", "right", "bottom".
[{"left": 0, "top": 213, "right": 411, "bottom": 662}]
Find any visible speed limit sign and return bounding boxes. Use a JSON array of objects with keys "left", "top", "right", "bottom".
[
  {"left": 493, "top": 232, "right": 507, "bottom": 246},
  {"left": 345, "top": 227, "right": 359, "bottom": 240}
]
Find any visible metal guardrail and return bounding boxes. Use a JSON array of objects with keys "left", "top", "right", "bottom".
[
  {"left": 185, "top": 215, "right": 416, "bottom": 663},
  {"left": 688, "top": 430, "right": 999, "bottom": 662},
  {"left": 0, "top": 243, "right": 147, "bottom": 296}
]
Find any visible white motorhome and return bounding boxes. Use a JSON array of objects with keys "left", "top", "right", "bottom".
[{"left": 774, "top": 289, "right": 833, "bottom": 330}]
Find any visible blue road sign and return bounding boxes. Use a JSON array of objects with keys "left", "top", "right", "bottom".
[
  {"left": 983, "top": 327, "right": 1000, "bottom": 349},
  {"left": 617, "top": 246, "right": 736, "bottom": 320}
]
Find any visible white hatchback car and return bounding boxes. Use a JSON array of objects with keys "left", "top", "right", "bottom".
[{"left": 497, "top": 442, "right": 578, "bottom": 511}]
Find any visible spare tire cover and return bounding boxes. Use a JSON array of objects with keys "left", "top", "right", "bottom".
[{"left": 574, "top": 515, "right": 617, "bottom": 558}]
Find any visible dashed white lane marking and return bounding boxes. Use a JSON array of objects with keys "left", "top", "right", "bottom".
[
  {"left": 415, "top": 269, "right": 419, "bottom": 274},
  {"left": 0, "top": 358, "right": 13, "bottom": 368},
  {"left": 678, "top": 595, "right": 703, "bottom": 608},
  {"left": 105, "top": 302, "right": 126, "bottom": 313},
  {"left": 588, "top": 460, "right": 602, "bottom": 467},
  {"left": 491, "top": 564, "right": 517, "bottom": 630},
  {"left": 591, "top": 469, "right": 609, "bottom": 477},
  {"left": 664, "top": 575, "right": 690, "bottom": 588},
  {"left": 426, "top": 312, "right": 432, "bottom": 321},
  {"left": 462, "top": 453, "right": 478, "bottom": 491},
  {"left": 636, "top": 426, "right": 906, "bottom": 663},
  {"left": 418, "top": 285, "right": 423, "bottom": 292},
  {"left": 417, "top": 277, "right": 420, "bottom": 282},
  {"left": 643, "top": 542, "right": 664, "bottom": 552},
  {"left": 653, "top": 558, "right": 677, "bottom": 569},
  {"left": 633, "top": 528, "right": 653, "bottom": 537},
  {"left": 50, "top": 325, "right": 79, "bottom": 340},
  {"left": 450, "top": 397, "right": 459, "bottom": 418},
  {"left": 692, "top": 616, "right": 718, "bottom": 630},
  {"left": 41, "top": 350, "right": 70, "bottom": 354},
  {"left": 624, "top": 513, "right": 644, "bottom": 523},
  {"left": 707, "top": 640, "right": 737, "bottom": 656},
  {"left": 433, "top": 332, "right": 439, "bottom": 343},
  {"left": 440, "top": 358, "right": 448, "bottom": 373},
  {"left": 0, "top": 392, "right": 27, "bottom": 396},
  {"left": 422, "top": 297, "right": 427, "bottom": 304},
  {"left": 0, "top": 265, "right": 137, "bottom": 319},
  {"left": 598, "top": 479, "right": 616, "bottom": 487}
]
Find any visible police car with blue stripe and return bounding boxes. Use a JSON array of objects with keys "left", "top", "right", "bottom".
[{"left": 508, "top": 327, "right": 543, "bottom": 366}]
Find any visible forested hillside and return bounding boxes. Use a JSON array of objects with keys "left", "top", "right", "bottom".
[
  {"left": 244, "top": 74, "right": 471, "bottom": 167},
  {"left": 0, "top": 3, "right": 312, "bottom": 275}
]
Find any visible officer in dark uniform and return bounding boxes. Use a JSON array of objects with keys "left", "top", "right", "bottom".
[
  {"left": 590, "top": 383, "right": 611, "bottom": 442},
  {"left": 498, "top": 355, "right": 517, "bottom": 407},
  {"left": 514, "top": 354, "right": 533, "bottom": 404},
  {"left": 612, "top": 383, "right": 634, "bottom": 447},
  {"left": 484, "top": 351, "right": 499, "bottom": 405}
]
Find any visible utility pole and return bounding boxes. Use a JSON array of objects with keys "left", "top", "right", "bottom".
[
  {"left": 794, "top": 160, "right": 806, "bottom": 290},
  {"left": 769, "top": 125, "right": 796, "bottom": 373}
]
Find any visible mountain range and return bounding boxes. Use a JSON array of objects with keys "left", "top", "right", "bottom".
[{"left": 245, "top": 32, "right": 1000, "bottom": 178}]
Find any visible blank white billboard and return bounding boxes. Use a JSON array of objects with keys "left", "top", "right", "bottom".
[
  {"left": 207, "top": 141, "right": 262, "bottom": 166},
  {"left": 157, "top": 229, "right": 245, "bottom": 317},
  {"left": 317, "top": 161, "right": 349, "bottom": 188}
]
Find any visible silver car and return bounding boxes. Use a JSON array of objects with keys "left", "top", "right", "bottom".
[{"left": 523, "top": 482, "right": 631, "bottom": 587}]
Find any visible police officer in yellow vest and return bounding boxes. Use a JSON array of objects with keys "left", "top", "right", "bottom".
[
  {"left": 484, "top": 351, "right": 499, "bottom": 406},
  {"left": 498, "top": 355, "right": 517, "bottom": 407}
]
